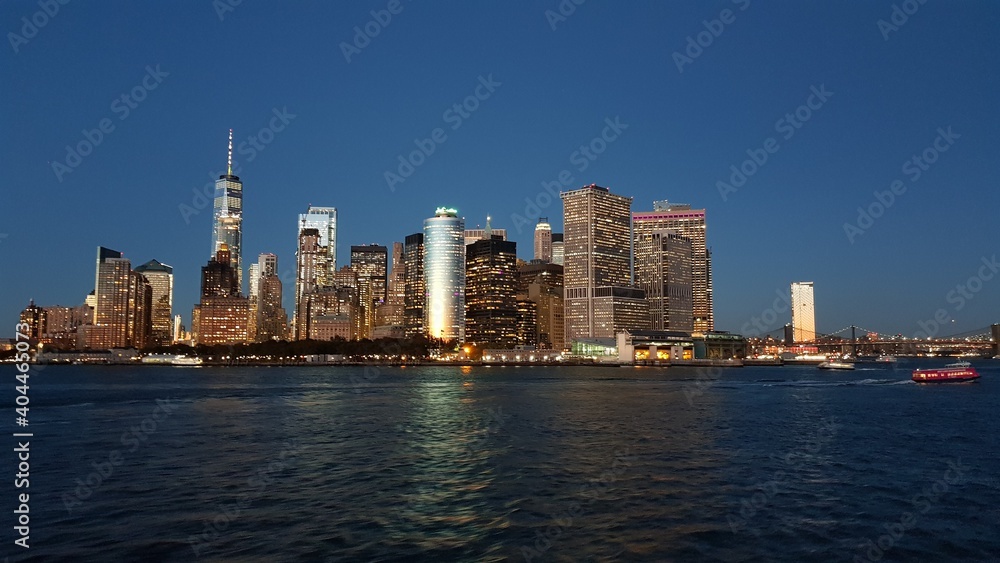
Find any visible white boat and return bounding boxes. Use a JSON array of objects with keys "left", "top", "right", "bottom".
[
  {"left": 818, "top": 361, "right": 855, "bottom": 370},
  {"left": 876, "top": 355, "right": 897, "bottom": 363},
  {"left": 171, "top": 356, "right": 204, "bottom": 366},
  {"left": 141, "top": 354, "right": 203, "bottom": 366}
]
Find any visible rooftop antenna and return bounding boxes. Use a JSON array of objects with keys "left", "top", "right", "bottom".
[{"left": 227, "top": 129, "right": 233, "bottom": 175}]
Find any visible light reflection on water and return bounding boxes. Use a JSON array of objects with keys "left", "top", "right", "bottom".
[{"left": 3, "top": 363, "right": 998, "bottom": 562}]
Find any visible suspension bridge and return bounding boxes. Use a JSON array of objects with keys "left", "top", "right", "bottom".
[{"left": 747, "top": 324, "right": 998, "bottom": 357}]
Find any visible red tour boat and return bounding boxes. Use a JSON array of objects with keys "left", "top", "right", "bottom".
[{"left": 912, "top": 361, "right": 980, "bottom": 383}]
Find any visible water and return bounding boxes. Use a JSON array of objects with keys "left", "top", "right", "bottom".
[{"left": 2, "top": 360, "right": 999, "bottom": 562}]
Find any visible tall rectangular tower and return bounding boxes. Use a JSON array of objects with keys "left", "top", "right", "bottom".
[
  {"left": 466, "top": 237, "right": 518, "bottom": 348},
  {"left": 298, "top": 206, "right": 338, "bottom": 275},
  {"left": 133, "top": 259, "right": 174, "bottom": 346},
  {"left": 791, "top": 281, "right": 816, "bottom": 342},
  {"left": 561, "top": 184, "right": 646, "bottom": 341},
  {"left": 351, "top": 244, "right": 388, "bottom": 339},
  {"left": 634, "top": 231, "right": 693, "bottom": 332},
  {"left": 403, "top": 233, "right": 425, "bottom": 338},
  {"left": 534, "top": 218, "right": 552, "bottom": 262},
  {"left": 633, "top": 200, "right": 713, "bottom": 333}
]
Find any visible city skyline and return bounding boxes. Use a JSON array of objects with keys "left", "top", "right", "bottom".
[{"left": 3, "top": 2, "right": 1000, "bottom": 337}]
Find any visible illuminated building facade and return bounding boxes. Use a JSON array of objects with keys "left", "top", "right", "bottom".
[
  {"left": 551, "top": 233, "right": 564, "bottom": 266},
  {"left": 632, "top": 200, "right": 713, "bottom": 332},
  {"left": 133, "top": 259, "right": 173, "bottom": 346},
  {"left": 193, "top": 245, "right": 249, "bottom": 345},
  {"left": 19, "top": 300, "right": 44, "bottom": 340},
  {"left": 88, "top": 247, "right": 152, "bottom": 349},
  {"left": 518, "top": 262, "right": 565, "bottom": 350},
  {"left": 534, "top": 218, "right": 552, "bottom": 262},
  {"left": 403, "top": 233, "right": 425, "bottom": 338},
  {"left": 516, "top": 298, "right": 538, "bottom": 347},
  {"left": 465, "top": 237, "right": 518, "bottom": 348},
  {"left": 253, "top": 253, "right": 287, "bottom": 342},
  {"left": 634, "top": 231, "right": 693, "bottom": 332},
  {"left": 376, "top": 241, "right": 406, "bottom": 331},
  {"left": 351, "top": 244, "right": 388, "bottom": 339},
  {"left": 211, "top": 130, "right": 244, "bottom": 291},
  {"left": 791, "top": 281, "right": 816, "bottom": 342},
  {"left": 423, "top": 208, "right": 465, "bottom": 341},
  {"left": 298, "top": 206, "right": 338, "bottom": 277},
  {"left": 561, "top": 185, "right": 647, "bottom": 341}
]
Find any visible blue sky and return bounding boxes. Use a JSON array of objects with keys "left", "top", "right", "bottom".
[{"left": 2, "top": 0, "right": 998, "bottom": 338}]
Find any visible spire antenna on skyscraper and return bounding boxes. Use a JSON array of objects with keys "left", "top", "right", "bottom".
[{"left": 227, "top": 129, "right": 233, "bottom": 176}]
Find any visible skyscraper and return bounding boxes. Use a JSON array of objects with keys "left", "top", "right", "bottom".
[
  {"left": 534, "top": 218, "right": 552, "bottom": 262},
  {"left": 250, "top": 253, "right": 286, "bottom": 342},
  {"left": 298, "top": 206, "right": 338, "bottom": 277},
  {"left": 423, "top": 207, "right": 465, "bottom": 342},
  {"left": 193, "top": 245, "right": 249, "bottom": 345},
  {"left": 19, "top": 300, "right": 44, "bottom": 340},
  {"left": 133, "top": 259, "right": 173, "bottom": 346},
  {"left": 551, "top": 233, "right": 564, "bottom": 266},
  {"left": 561, "top": 185, "right": 648, "bottom": 341},
  {"left": 257, "top": 267, "right": 288, "bottom": 342},
  {"left": 633, "top": 200, "right": 713, "bottom": 333},
  {"left": 466, "top": 237, "right": 518, "bottom": 348},
  {"left": 791, "top": 281, "right": 816, "bottom": 343},
  {"left": 88, "top": 247, "right": 152, "bottom": 349},
  {"left": 351, "top": 245, "right": 388, "bottom": 339},
  {"left": 634, "top": 231, "right": 693, "bottom": 332},
  {"left": 403, "top": 233, "right": 425, "bottom": 338},
  {"left": 294, "top": 228, "right": 326, "bottom": 339},
  {"left": 294, "top": 207, "right": 337, "bottom": 338},
  {"left": 377, "top": 241, "right": 406, "bottom": 330},
  {"left": 211, "top": 130, "right": 244, "bottom": 292},
  {"left": 518, "top": 262, "right": 565, "bottom": 350}
]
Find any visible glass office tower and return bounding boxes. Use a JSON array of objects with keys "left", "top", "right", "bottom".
[{"left": 423, "top": 207, "right": 465, "bottom": 342}]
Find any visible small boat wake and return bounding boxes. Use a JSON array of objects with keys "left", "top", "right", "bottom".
[{"left": 758, "top": 378, "right": 913, "bottom": 387}]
